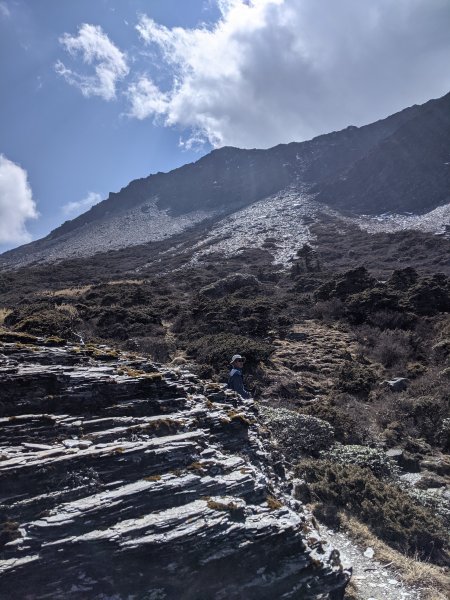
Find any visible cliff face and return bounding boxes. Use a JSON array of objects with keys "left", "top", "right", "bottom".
[
  {"left": 0, "top": 338, "right": 349, "bottom": 599},
  {"left": 315, "top": 91, "right": 450, "bottom": 214}
]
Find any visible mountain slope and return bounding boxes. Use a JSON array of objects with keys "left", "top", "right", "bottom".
[
  {"left": 1, "top": 92, "right": 449, "bottom": 268},
  {"left": 315, "top": 91, "right": 450, "bottom": 213}
]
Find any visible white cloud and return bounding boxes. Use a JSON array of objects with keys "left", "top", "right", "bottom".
[
  {"left": 0, "top": 2, "right": 10, "bottom": 18},
  {"left": 126, "top": 77, "right": 169, "bottom": 120},
  {"left": 56, "top": 24, "right": 129, "bottom": 100},
  {"left": 130, "top": 0, "right": 450, "bottom": 148},
  {"left": 0, "top": 155, "right": 38, "bottom": 244},
  {"left": 62, "top": 191, "right": 102, "bottom": 216}
]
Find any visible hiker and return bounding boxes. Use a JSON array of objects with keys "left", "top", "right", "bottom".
[{"left": 228, "top": 354, "right": 251, "bottom": 399}]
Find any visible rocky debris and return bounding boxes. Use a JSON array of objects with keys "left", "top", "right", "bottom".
[
  {"left": 0, "top": 340, "right": 349, "bottom": 599},
  {"left": 382, "top": 378, "right": 409, "bottom": 392},
  {"left": 322, "top": 528, "right": 422, "bottom": 600}
]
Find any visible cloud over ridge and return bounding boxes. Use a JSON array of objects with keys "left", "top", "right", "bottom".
[
  {"left": 129, "top": 0, "right": 450, "bottom": 148},
  {"left": 0, "top": 155, "right": 38, "bottom": 244},
  {"left": 62, "top": 191, "right": 102, "bottom": 216},
  {"left": 56, "top": 23, "right": 129, "bottom": 100}
]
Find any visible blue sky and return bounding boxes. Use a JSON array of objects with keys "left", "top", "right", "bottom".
[{"left": 1, "top": 0, "right": 449, "bottom": 252}]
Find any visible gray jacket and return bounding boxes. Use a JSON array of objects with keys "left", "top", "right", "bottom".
[{"left": 228, "top": 368, "right": 250, "bottom": 399}]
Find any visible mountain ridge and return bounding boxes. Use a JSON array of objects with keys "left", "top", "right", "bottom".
[{"left": 1, "top": 91, "right": 449, "bottom": 268}]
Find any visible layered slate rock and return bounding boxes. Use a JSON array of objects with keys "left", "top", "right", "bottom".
[{"left": 0, "top": 340, "right": 349, "bottom": 599}]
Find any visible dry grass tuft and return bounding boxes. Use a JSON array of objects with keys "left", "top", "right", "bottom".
[
  {"left": 0, "top": 308, "right": 12, "bottom": 324},
  {"left": 340, "top": 513, "right": 450, "bottom": 600},
  {"left": 54, "top": 303, "right": 79, "bottom": 317},
  {"left": 107, "top": 279, "right": 146, "bottom": 286},
  {"left": 42, "top": 285, "right": 92, "bottom": 297}
]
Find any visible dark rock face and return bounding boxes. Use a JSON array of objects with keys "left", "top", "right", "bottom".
[
  {"left": 0, "top": 341, "right": 348, "bottom": 599},
  {"left": 315, "top": 92, "right": 450, "bottom": 214}
]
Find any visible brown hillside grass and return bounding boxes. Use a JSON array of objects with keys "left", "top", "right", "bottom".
[{"left": 0, "top": 308, "right": 12, "bottom": 324}]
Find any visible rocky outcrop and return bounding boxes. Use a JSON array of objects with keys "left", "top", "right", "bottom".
[
  {"left": 315, "top": 91, "right": 450, "bottom": 214},
  {"left": 0, "top": 340, "right": 349, "bottom": 599}
]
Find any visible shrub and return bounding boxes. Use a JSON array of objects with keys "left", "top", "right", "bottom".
[
  {"left": 320, "top": 443, "right": 400, "bottom": 478},
  {"left": 407, "top": 274, "right": 449, "bottom": 315},
  {"left": 129, "top": 336, "right": 175, "bottom": 362},
  {"left": 335, "top": 362, "right": 376, "bottom": 395},
  {"left": 10, "top": 308, "right": 79, "bottom": 338},
  {"left": 296, "top": 459, "right": 449, "bottom": 565},
  {"left": 186, "top": 332, "right": 272, "bottom": 373},
  {"left": 199, "top": 274, "right": 260, "bottom": 298},
  {"left": 397, "top": 395, "right": 449, "bottom": 447},
  {"left": 259, "top": 406, "right": 334, "bottom": 458},
  {"left": 432, "top": 339, "right": 450, "bottom": 364},
  {"left": 310, "top": 299, "right": 345, "bottom": 321},
  {"left": 366, "top": 309, "right": 417, "bottom": 330},
  {"left": 315, "top": 267, "right": 376, "bottom": 301},
  {"left": 300, "top": 400, "right": 367, "bottom": 445},
  {"left": 373, "top": 330, "right": 409, "bottom": 368}
]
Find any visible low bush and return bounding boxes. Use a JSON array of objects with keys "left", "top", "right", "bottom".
[
  {"left": 259, "top": 406, "right": 334, "bottom": 458},
  {"left": 300, "top": 395, "right": 373, "bottom": 445},
  {"left": 320, "top": 443, "right": 400, "bottom": 478},
  {"left": 396, "top": 395, "right": 449, "bottom": 447},
  {"left": 8, "top": 307, "right": 79, "bottom": 338},
  {"left": 186, "top": 332, "right": 273, "bottom": 373},
  {"left": 373, "top": 330, "right": 410, "bottom": 368},
  {"left": 335, "top": 362, "right": 377, "bottom": 395},
  {"left": 296, "top": 459, "right": 449, "bottom": 565},
  {"left": 199, "top": 273, "right": 260, "bottom": 298}
]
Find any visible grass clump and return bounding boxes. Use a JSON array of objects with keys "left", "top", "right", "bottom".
[
  {"left": 266, "top": 495, "right": 283, "bottom": 510},
  {"left": 206, "top": 498, "right": 244, "bottom": 520},
  {"left": 0, "top": 308, "right": 12, "bottom": 325}
]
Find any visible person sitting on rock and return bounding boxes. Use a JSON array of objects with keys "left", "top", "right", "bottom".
[{"left": 228, "top": 354, "right": 251, "bottom": 399}]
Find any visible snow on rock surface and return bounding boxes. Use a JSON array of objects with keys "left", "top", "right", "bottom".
[
  {"left": 186, "top": 189, "right": 319, "bottom": 267},
  {"left": 345, "top": 202, "right": 450, "bottom": 236}
]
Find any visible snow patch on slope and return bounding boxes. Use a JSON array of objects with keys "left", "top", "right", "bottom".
[
  {"left": 347, "top": 203, "right": 450, "bottom": 236},
  {"left": 186, "top": 189, "right": 319, "bottom": 267}
]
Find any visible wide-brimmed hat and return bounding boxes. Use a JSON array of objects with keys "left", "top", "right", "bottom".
[{"left": 230, "top": 354, "right": 245, "bottom": 364}]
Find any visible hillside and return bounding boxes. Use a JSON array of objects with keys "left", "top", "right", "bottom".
[
  {"left": 1, "top": 92, "right": 450, "bottom": 600},
  {"left": 4, "top": 92, "right": 450, "bottom": 268}
]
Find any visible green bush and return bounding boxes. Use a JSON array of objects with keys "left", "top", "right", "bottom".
[
  {"left": 186, "top": 332, "right": 273, "bottom": 372},
  {"left": 300, "top": 401, "right": 366, "bottom": 445},
  {"left": 397, "top": 395, "right": 449, "bottom": 446},
  {"left": 296, "top": 459, "right": 449, "bottom": 565},
  {"left": 335, "top": 362, "right": 376, "bottom": 395}
]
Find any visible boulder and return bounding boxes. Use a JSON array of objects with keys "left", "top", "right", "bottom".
[{"left": 382, "top": 377, "right": 409, "bottom": 392}]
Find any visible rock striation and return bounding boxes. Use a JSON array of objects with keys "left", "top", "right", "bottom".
[{"left": 0, "top": 340, "right": 349, "bottom": 599}]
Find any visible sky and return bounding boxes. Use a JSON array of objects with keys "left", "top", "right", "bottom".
[{"left": 1, "top": 0, "right": 450, "bottom": 253}]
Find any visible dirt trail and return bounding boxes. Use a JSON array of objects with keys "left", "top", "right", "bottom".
[{"left": 321, "top": 526, "right": 422, "bottom": 600}]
